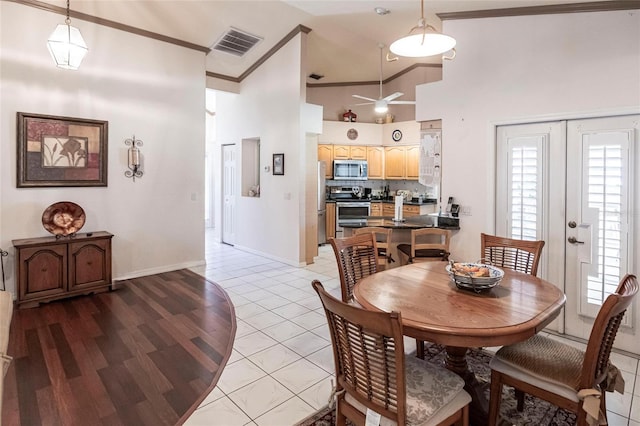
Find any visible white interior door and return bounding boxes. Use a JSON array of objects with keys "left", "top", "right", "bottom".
[
  {"left": 565, "top": 115, "right": 638, "bottom": 354},
  {"left": 222, "top": 144, "right": 236, "bottom": 245}
]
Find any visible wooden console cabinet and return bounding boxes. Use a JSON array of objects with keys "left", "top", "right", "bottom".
[{"left": 12, "top": 231, "right": 113, "bottom": 308}]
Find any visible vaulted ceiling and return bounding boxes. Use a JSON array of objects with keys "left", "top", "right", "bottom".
[{"left": 36, "top": 0, "right": 630, "bottom": 84}]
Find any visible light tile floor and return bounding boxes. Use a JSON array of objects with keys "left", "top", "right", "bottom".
[{"left": 187, "top": 231, "right": 640, "bottom": 426}]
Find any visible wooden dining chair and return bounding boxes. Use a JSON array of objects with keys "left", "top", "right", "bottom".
[
  {"left": 488, "top": 274, "right": 639, "bottom": 426},
  {"left": 353, "top": 226, "right": 394, "bottom": 270},
  {"left": 329, "top": 233, "right": 379, "bottom": 303},
  {"left": 397, "top": 228, "right": 451, "bottom": 266},
  {"left": 480, "top": 233, "right": 545, "bottom": 276},
  {"left": 311, "top": 280, "right": 471, "bottom": 426}
]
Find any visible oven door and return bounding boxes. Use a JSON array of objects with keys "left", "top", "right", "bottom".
[{"left": 336, "top": 202, "right": 371, "bottom": 234}]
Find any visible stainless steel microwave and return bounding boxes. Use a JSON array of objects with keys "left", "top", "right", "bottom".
[{"left": 333, "top": 160, "right": 368, "bottom": 180}]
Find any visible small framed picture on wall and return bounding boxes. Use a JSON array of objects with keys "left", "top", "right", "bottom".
[{"left": 273, "top": 153, "right": 284, "bottom": 175}]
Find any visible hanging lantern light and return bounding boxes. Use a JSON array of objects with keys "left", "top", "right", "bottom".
[{"left": 47, "top": 0, "right": 88, "bottom": 70}]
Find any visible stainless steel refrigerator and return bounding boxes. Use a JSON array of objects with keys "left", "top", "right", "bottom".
[{"left": 317, "top": 161, "right": 327, "bottom": 245}]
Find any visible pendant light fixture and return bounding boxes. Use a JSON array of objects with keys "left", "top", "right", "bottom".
[
  {"left": 389, "top": 0, "right": 456, "bottom": 59},
  {"left": 47, "top": 0, "right": 88, "bottom": 70}
]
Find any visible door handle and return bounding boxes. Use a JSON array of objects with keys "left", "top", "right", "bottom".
[{"left": 568, "top": 236, "right": 585, "bottom": 244}]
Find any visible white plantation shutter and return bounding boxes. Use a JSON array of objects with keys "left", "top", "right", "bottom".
[
  {"left": 506, "top": 136, "right": 544, "bottom": 241},
  {"left": 580, "top": 134, "right": 630, "bottom": 316}
]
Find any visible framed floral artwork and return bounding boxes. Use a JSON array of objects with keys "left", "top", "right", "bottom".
[{"left": 17, "top": 112, "right": 108, "bottom": 187}]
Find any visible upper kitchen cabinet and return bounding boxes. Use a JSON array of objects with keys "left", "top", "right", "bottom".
[
  {"left": 384, "top": 145, "right": 419, "bottom": 180},
  {"left": 405, "top": 146, "right": 420, "bottom": 179},
  {"left": 318, "top": 121, "right": 382, "bottom": 145},
  {"left": 318, "top": 144, "right": 333, "bottom": 178},
  {"left": 366, "top": 146, "right": 385, "bottom": 179},
  {"left": 333, "top": 145, "right": 367, "bottom": 160}
]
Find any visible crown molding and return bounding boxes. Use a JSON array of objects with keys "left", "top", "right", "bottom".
[
  {"left": 236, "top": 25, "right": 312, "bottom": 82},
  {"left": 438, "top": 1, "right": 640, "bottom": 20},
  {"left": 306, "top": 63, "right": 442, "bottom": 88},
  {"left": 9, "top": 0, "right": 210, "bottom": 53}
]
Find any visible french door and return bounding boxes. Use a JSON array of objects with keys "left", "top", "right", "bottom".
[{"left": 497, "top": 115, "right": 639, "bottom": 354}]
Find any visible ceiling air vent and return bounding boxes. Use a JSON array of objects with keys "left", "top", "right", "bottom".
[{"left": 212, "top": 27, "right": 263, "bottom": 57}]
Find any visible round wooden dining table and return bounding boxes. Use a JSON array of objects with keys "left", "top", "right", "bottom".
[{"left": 354, "top": 261, "right": 566, "bottom": 426}]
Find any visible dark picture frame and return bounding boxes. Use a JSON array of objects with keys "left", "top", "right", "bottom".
[
  {"left": 17, "top": 112, "right": 108, "bottom": 187},
  {"left": 273, "top": 153, "right": 284, "bottom": 175}
]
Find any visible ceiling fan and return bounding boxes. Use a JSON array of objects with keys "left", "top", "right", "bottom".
[{"left": 352, "top": 44, "right": 415, "bottom": 114}]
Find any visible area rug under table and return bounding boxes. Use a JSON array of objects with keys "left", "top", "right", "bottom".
[{"left": 296, "top": 343, "right": 577, "bottom": 426}]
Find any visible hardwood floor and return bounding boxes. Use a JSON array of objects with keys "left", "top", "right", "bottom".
[{"left": 2, "top": 269, "right": 236, "bottom": 425}]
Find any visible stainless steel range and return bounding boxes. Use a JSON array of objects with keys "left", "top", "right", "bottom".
[{"left": 330, "top": 187, "right": 371, "bottom": 235}]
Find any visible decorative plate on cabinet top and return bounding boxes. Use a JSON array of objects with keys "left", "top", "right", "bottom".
[{"left": 42, "top": 201, "right": 86, "bottom": 237}]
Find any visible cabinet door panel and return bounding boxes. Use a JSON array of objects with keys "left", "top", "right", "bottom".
[
  {"left": 384, "top": 147, "right": 405, "bottom": 179},
  {"left": 19, "top": 245, "right": 67, "bottom": 300},
  {"left": 333, "top": 145, "right": 351, "bottom": 159},
  {"left": 367, "top": 147, "right": 385, "bottom": 179},
  {"left": 69, "top": 239, "right": 112, "bottom": 290},
  {"left": 349, "top": 146, "right": 367, "bottom": 159},
  {"left": 326, "top": 203, "right": 336, "bottom": 239},
  {"left": 405, "top": 145, "right": 420, "bottom": 179},
  {"left": 318, "top": 145, "right": 333, "bottom": 178},
  {"left": 370, "top": 202, "right": 382, "bottom": 216},
  {"left": 403, "top": 205, "right": 420, "bottom": 217},
  {"left": 382, "top": 204, "right": 395, "bottom": 216}
]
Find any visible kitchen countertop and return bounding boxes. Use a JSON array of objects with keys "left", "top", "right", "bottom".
[
  {"left": 339, "top": 214, "right": 459, "bottom": 230},
  {"left": 326, "top": 198, "right": 437, "bottom": 205}
]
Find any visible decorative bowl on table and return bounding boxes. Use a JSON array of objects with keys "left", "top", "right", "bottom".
[{"left": 445, "top": 262, "right": 504, "bottom": 293}]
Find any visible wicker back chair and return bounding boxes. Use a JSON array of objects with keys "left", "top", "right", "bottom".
[
  {"left": 329, "top": 233, "right": 379, "bottom": 303},
  {"left": 397, "top": 228, "right": 451, "bottom": 266},
  {"left": 488, "top": 274, "right": 639, "bottom": 426},
  {"left": 480, "top": 233, "right": 545, "bottom": 276},
  {"left": 312, "top": 280, "right": 471, "bottom": 426},
  {"left": 353, "top": 226, "right": 394, "bottom": 270}
]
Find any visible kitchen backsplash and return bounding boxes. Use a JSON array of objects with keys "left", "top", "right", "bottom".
[{"left": 326, "top": 179, "right": 438, "bottom": 199}]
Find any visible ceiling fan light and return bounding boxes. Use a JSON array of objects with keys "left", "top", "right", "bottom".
[
  {"left": 374, "top": 100, "right": 388, "bottom": 114},
  {"left": 390, "top": 33, "right": 456, "bottom": 58}
]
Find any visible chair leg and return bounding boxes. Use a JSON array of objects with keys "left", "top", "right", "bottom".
[
  {"left": 336, "top": 401, "right": 347, "bottom": 426},
  {"left": 416, "top": 339, "right": 425, "bottom": 359},
  {"left": 599, "top": 390, "right": 607, "bottom": 423},
  {"left": 488, "top": 370, "right": 503, "bottom": 426},
  {"left": 515, "top": 389, "right": 525, "bottom": 411}
]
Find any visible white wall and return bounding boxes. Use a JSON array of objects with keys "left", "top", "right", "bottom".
[
  {"left": 308, "top": 66, "right": 442, "bottom": 123},
  {"left": 216, "top": 33, "right": 319, "bottom": 266},
  {"left": 0, "top": 2, "right": 206, "bottom": 293},
  {"left": 416, "top": 9, "right": 640, "bottom": 261}
]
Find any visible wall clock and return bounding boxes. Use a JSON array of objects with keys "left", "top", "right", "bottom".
[
  {"left": 392, "top": 129, "right": 402, "bottom": 142},
  {"left": 347, "top": 128, "right": 358, "bottom": 140}
]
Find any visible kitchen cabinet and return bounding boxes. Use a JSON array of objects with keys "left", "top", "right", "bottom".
[
  {"left": 405, "top": 145, "right": 420, "bottom": 180},
  {"left": 379, "top": 202, "right": 436, "bottom": 218},
  {"left": 382, "top": 203, "right": 395, "bottom": 216},
  {"left": 318, "top": 144, "right": 333, "bottom": 178},
  {"left": 326, "top": 203, "right": 336, "bottom": 240},
  {"left": 366, "top": 146, "right": 385, "bottom": 179},
  {"left": 384, "top": 146, "right": 406, "bottom": 179},
  {"left": 13, "top": 231, "right": 113, "bottom": 308},
  {"left": 403, "top": 205, "right": 421, "bottom": 218},
  {"left": 384, "top": 145, "right": 419, "bottom": 180},
  {"left": 333, "top": 145, "right": 367, "bottom": 160},
  {"left": 370, "top": 202, "right": 382, "bottom": 216}
]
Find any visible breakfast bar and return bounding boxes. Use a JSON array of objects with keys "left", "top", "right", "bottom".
[{"left": 341, "top": 213, "right": 459, "bottom": 268}]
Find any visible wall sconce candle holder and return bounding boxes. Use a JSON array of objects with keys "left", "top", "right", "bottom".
[{"left": 124, "top": 135, "right": 143, "bottom": 181}]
